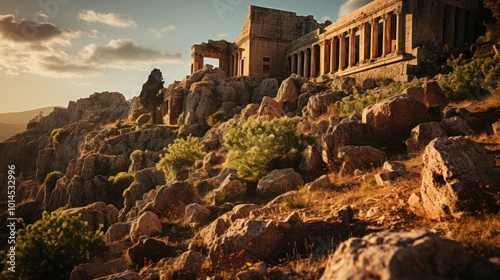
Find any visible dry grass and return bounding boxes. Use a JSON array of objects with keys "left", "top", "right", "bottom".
[
  {"left": 448, "top": 214, "right": 500, "bottom": 258},
  {"left": 448, "top": 93, "right": 500, "bottom": 113}
]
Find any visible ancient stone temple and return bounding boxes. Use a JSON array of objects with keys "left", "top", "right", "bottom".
[{"left": 191, "top": 0, "right": 482, "bottom": 81}]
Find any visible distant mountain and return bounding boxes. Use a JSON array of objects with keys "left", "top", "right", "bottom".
[{"left": 0, "top": 106, "right": 62, "bottom": 142}]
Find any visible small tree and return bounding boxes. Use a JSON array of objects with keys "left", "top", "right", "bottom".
[
  {"left": 223, "top": 117, "right": 309, "bottom": 180},
  {"left": 1, "top": 211, "right": 105, "bottom": 280},
  {"left": 158, "top": 135, "right": 206, "bottom": 180}
]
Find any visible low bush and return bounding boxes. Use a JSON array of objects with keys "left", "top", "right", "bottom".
[
  {"left": 223, "top": 117, "right": 309, "bottom": 180},
  {"left": 44, "top": 171, "right": 64, "bottom": 193},
  {"left": 107, "top": 172, "right": 134, "bottom": 208},
  {"left": 1, "top": 211, "right": 105, "bottom": 280},
  {"left": 440, "top": 55, "right": 500, "bottom": 101},
  {"left": 158, "top": 135, "right": 206, "bottom": 180},
  {"left": 51, "top": 128, "right": 70, "bottom": 145}
]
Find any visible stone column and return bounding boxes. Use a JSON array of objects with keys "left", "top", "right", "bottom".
[
  {"left": 323, "top": 40, "right": 330, "bottom": 74},
  {"left": 311, "top": 46, "right": 317, "bottom": 78},
  {"left": 361, "top": 22, "right": 370, "bottom": 62},
  {"left": 395, "top": 9, "right": 405, "bottom": 54},
  {"left": 234, "top": 52, "right": 239, "bottom": 77},
  {"left": 298, "top": 51, "right": 304, "bottom": 76},
  {"left": 304, "top": 48, "right": 311, "bottom": 77},
  {"left": 371, "top": 18, "right": 379, "bottom": 59},
  {"left": 384, "top": 13, "right": 392, "bottom": 55},
  {"left": 331, "top": 37, "right": 338, "bottom": 72},
  {"left": 340, "top": 33, "right": 347, "bottom": 70},
  {"left": 455, "top": 8, "right": 466, "bottom": 46},
  {"left": 349, "top": 28, "right": 357, "bottom": 67},
  {"left": 291, "top": 54, "right": 297, "bottom": 74},
  {"left": 229, "top": 55, "right": 234, "bottom": 77},
  {"left": 445, "top": 5, "right": 456, "bottom": 46}
]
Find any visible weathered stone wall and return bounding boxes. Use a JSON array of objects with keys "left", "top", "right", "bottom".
[{"left": 190, "top": 40, "right": 231, "bottom": 76}]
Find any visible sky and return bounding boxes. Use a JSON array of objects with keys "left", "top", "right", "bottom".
[{"left": 0, "top": 0, "right": 372, "bottom": 113}]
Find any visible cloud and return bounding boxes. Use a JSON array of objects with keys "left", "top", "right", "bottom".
[
  {"left": 148, "top": 25, "right": 176, "bottom": 38},
  {"left": 87, "top": 29, "right": 105, "bottom": 39},
  {"left": 0, "top": 14, "right": 65, "bottom": 43},
  {"left": 77, "top": 10, "right": 137, "bottom": 28},
  {"left": 216, "top": 33, "right": 230, "bottom": 38},
  {"left": 338, "top": 0, "right": 373, "bottom": 18}
]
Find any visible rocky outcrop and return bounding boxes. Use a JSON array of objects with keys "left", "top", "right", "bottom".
[
  {"left": 404, "top": 80, "right": 447, "bottom": 108},
  {"left": 256, "top": 168, "right": 304, "bottom": 197},
  {"left": 406, "top": 122, "right": 447, "bottom": 155},
  {"left": 105, "top": 222, "right": 131, "bottom": 244},
  {"left": 420, "top": 137, "right": 500, "bottom": 220},
  {"left": 320, "top": 122, "right": 372, "bottom": 166},
  {"left": 129, "top": 211, "right": 163, "bottom": 243},
  {"left": 62, "top": 202, "right": 119, "bottom": 232},
  {"left": 152, "top": 181, "right": 202, "bottom": 218},
  {"left": 303, "top": 91, "right": 343, "bottom": 119},
  {"left": 362, "top": 94, "right": 429, "bottom": 144},
  {"left": 338, "top": 145, "right": 386, "bottom": 175},
  {"left": 256, "top": 96, "right": 285, "bottom": 122},
  {"left": 321, "top": 230, "right": 469, "bottom": 280},
  {"left": 122, "top": 168, "right": 165, "bottom": 212},
  {"left": 275, "top": 77, "right": 299, "bottom": 112},
  {"left": 252, "top": 78, "right": 279, "bottom": 103},
  {"left": 204, "top": 212, "right": 303, "bottom": 268}
]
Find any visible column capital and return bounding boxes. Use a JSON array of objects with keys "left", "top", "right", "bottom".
[{"left": 395, "top": 6, "right": 403, "bottom": 15}]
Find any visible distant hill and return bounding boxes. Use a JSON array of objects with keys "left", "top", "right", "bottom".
[{"left": 0, "top": 106, "right": 62, "bottom": 142}]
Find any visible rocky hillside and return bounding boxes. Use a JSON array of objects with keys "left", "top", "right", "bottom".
[{"left": 1, "top": 63, "right": 500, "bottom": 279}]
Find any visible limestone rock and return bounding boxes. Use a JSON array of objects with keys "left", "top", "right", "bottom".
[
  {"left": 184, "top": 203, "right": 211, "bottom": 224},
  {"left": 126, "top": 236, "right": 177, "bottom": 268},
  {"left": 375, "top": 171, "right": 401, "bottom": 186},
  {"left": 70, "top": 258, "right": 127, "bottom": 280},
  {"left": 337, "top": 205, "right": 354, "bottom": 224},
  {"left": 256, "top": 96, "right": 285, "bottom": 122},
  {"left": 362, "top": 94, "right": 429, "bottom": 144},
  {"left": 241, "top": 103, "right": 260, "bottom": 119},
  {"left": 383, "top": 161, "right": 406, "bottom": 172},
  {"left": 299, "top": 145, "right": 325, "bottom": 176},
  {"left": 252, "top": 78, "right": 279, "bottom": 103},
  {"left": 206, "top": 212, "right": 303, "bottom": 267},
  {"left": 129, "top": 211, "right": 163, "bottom": 243},
  {"left": 172, "top": 250, "right": 204, "bottom": 278},
  {"left": 338, "top": 145, "right": 386, "bottom": 175},
  {"left": 215, "top": 173, "right": 248, "bottom": 201},
  {"left": 275, "top": 77, "right": 299, "bottom": 112},
  {"left": 123, "top": 168, "right": 165, "bottom": 211},
  {"left": 493, "top": 120, "right": 500, "bottom": 135},
  {"left": 105, "top": 222, "right": 131, "bottom": 244},
  {"left": 440, "top": 116, "right": 473, "bottom": 136},
  {"left": 256, "top": 168, "right": 304, "bottom": 197},
  {"left": 320, "top": 122, "right": 372, "bottom": 166},
  {"left": 406, "top": 122, "right": 446, "bottom": 155},
  {"left": 404, "top": 81, "right": 447, "bottom": 108},
  {"left": 320, "top": 230, "right": 469, "bottom": 280},
  {"left": 93, "top": 270, "right": 139, "bottom": 280},
  {"left": 305, "top": 175, "right": 331, "bottom": 191},
  {"left": 408, "top": 193, "right": 426, "bottom": 217},
  {"left": 303, "top": 91, "right": 343, "bottom": 119},
  {"left": 420, "top": 137, "right": 500, "bottom": 220},
  {"left": 152, "top": 181, "right": 201, "bottom": 218},
  {"left": 62, "top": 202, "right": 118, "bottom": 232}
]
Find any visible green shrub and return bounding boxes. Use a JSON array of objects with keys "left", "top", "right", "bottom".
[
  {"left": 206, "top": 111, "right": 229, "bottom": 127},
  {"left": 51, "top": 128, "right": 70, "bottom": 145},
  {"left": 1, "top": 212, "right": 105, "bottom": 280},
  {"left": 130, "top": 150, "right": 144, "bottom": 162},
  {"left": 440, "top": 55, "right": 500, "bottom": 101},
  {"left": 44, "top": 171, "right": 63, "bottom": 193},
  {"left": 339, "top": 79, "right": 421, "bottom": 116},
  {"left": 107, "top": 172, "right": 134, "bottom": 208},
  {"left": 223, "top": 117, "right": 309, "bottom": 180},
  {"left": 158, "top": 135, "right": 206, "bottom": 180}
]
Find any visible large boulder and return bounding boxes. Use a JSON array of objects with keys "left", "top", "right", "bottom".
[
  {"left": 62, "top": 202, "right": 118, "bottom": 232},
  {"left": 256, "top": 96, "right": 285, "bottom": 122},
  {"left": 362, "top": 94, "right": 429, "bottom": 144},
  {"left": 420, "top": 137, "right": 500, "bottom": 220},
  {"left": 252, "top": 78, "right": 279, "bottom": 103},
  {"left": 256, "top": 168, "right": 304, "bottom": 197},
  {"left": 123, "top": 168, "right": 165, "bottom": 211},
  {"left": 406, "top": 122, "right": 447, "bottom": 155},
  {"left": 320, "top": 230, "right": 469, "bottom": 280},
  {"left": 129, "top": 211, "right": 163, "bottom": 243},
  {"left": 152, "top": 181, "right": 201, "bottom": 218},
  {"left": 303, "top": 91, "right": 343, "bottom": 119},
  {"left": 275, "top": 77, "right": 299, "bottom": 112},
  {"left": 105, "top": 222, "right": 131, "bottom": 244},
  {"left": 205, "top": 213, "right": 303, "bottom": 268},
  {"left": 404, "top": 80, "right": 447, "bottom": 108},
  {"left": 171, "top": 250, "right": 204, "bottom": 278},
  {"left": 440, "top": 116, "right": 473, "bottom": 136},
  {"left": 184, "top": 203, "right": 211, "bottom": 224},
  {"left": 320, "top": 122, "right": 372, "bottom": 166},
  {"left": 338, "top": 145, "right": 386, "bottom": 175},
  {"left": 214, "top": 173, "right": 248, "bottom": 201}
]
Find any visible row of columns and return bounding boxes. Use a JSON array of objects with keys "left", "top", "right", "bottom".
[
  {"left": 229, "top": 50, "right": 244, "bottom": 77},
  {"left": 288, "top": 10, "right": 404, "bottom": 78}
]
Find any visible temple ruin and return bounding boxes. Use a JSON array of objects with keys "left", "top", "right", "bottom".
[{"left": 191, "top": 0, "right": 482, "bottom": 81}]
